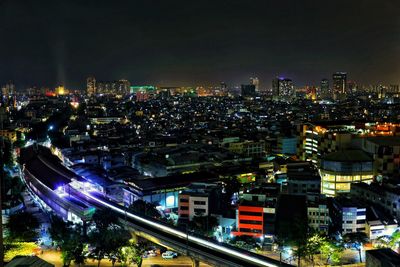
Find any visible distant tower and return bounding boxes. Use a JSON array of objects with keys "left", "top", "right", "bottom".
[
  {"left": 118, "top": 79, "right": 131, "bottom": 95},
  {"left": 250, "top": 77, "right": 260, "bottom": 91},
  {"left": 320, "top": 79, "right": 330, "bottom": 99},
  {"left": 272, "top": 77, "right": 295, "bottom": 101},
  {"left": 87, "top": 77, "right": 96, "bottom": 95},
  {"left": 332, "top": 72, "right": 347, "bottom": 100}
]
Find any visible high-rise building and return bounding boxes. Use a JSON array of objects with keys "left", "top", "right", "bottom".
[
  {"left": 320, "top": 79, "right": 330, "bottom": 99},
  {"left": 95, "top": 79, "right": 131, "bottom": 95},
  {"left": 272, "top": 77, "right": 295, "bottom": 101},
  {"left": 241, "top": 84, "right": 256, "bottom": 97},
  {"left": 332, "top": 72, "right": 347, "bottom": 100},
  {"left": 1, "top": 81, "right": 16, "bottom": 96},
  {"left": 87, "top": 77, "right": 96, "bottom": 95},
  {"left": 250, "top": 77, "right": 259, "bottom": 91}
]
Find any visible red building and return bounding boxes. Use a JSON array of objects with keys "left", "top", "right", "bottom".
[{"left": 235, "top": 205, "right": 264, "bottom": 237}]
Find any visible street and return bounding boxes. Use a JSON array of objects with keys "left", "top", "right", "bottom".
[{"left": 39, "top": 249, "right": 212, "bottom": 267}]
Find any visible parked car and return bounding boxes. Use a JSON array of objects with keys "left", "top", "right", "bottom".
[
  {"left": 161, "top": 251, "right": 178, "bottom": 259},
  {"left": 143, "top": 250, "right": 157, "bottom": 258}
]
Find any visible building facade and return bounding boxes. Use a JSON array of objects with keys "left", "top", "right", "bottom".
[{"left": 320, "top": 150, "right": 374, "bottom": 196}]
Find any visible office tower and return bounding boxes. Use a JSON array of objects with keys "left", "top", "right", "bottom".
[
  {"left": 1, "top": 82, "right": 16, "bottom": 96},
  {"left": 272, "top": 77, "right": 295, "bottom": 101},
  {"left": 279, "top": 78, "right": 294, "bottom": 101},
  {"left": 118, "top": 79, "right": 131, "bottom": 95},
  {"left": 87, "top": 77, "right": 96, "bottom": 95},
  {"left": 250, "top": 77, "right": 259, "bottom": 91},
  {"left": 320, "top": 79, "right": 330, "bottom": 99},
  {"left": 241, "top": 84, "right": 256, "bottom": 97},
  {"left": 332, "top": 72, "right": 347, "bottom": 100}
]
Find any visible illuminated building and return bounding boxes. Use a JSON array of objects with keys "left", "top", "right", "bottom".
[
  {"left": 271, "top": 77, "right": 295, "bottom": 101},
  {"left": 55, "top": 85, "right": 66, "bottom": 95},
  {"left": 286, "top": 162, "right": 321, "bottom": 195},
  {"left": 1, "top": 81, "right": 16, "bottom": 96},
  {"left": 233, "top": 184, "right": 280, "bottom": 238},
  {"left": 331, "top": 196, "right": 367, "bottom": 234},
  {"left": 351, "top": 182, "right": 400, "bottom": 223},
  {"left": 360, "top": 136, "right": 400, "bottom": 176},
  {"left": 332, "top": 72, "right": 347, "bottom": 100},
  {"left": 320, "top": 78, "right": 330, "bottom": 99},
  {"left": 96, "top": 79, "right": 131, "bottom": 95},
  {"left": 87, "top": 76, "right": 96, "bottom": 95},
  {"left": 320, "top": 150, "right": 374, "bottom": 197},
  {"left": 307, "top": 197, "right": 329, "bottom": 234},
  {"left": 297, "top": 123, "right": 353, "bottom": 164},
  {"left": 305, "top": 85, "right": 317, "bottom": 100},
  {"left": 0, "top": 129, "right": 18, "bottom": 143},
  {"left": 226, "top": 140, "right": 265, "bottom": 158},
  {"left": 178, "top": 183, "right": 221, "bottom": 221},
  {"left": 21, "top": 146, "right": 96, "bottom": 223},
  {"left": 250, "top": 77, "right": 259, "bottom": 91}
]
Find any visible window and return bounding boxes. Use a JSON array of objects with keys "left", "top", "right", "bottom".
[
  {"left": 346, "top": 220, "right": 353, "bottom": 224},
  {"left": 252, "top": 196, "right": 258, "bottom": 202},
  {"left": 240, "top": 211, "right": 262, "bottom": 216},
  {"left": 194, "top": 201, "right": 206, "bottom": 205},
  {"left": 180, "top": 206, "right": 188, "bottom": 210},
  {"left": 180, "top": 198, "right": 188, "bottom": 203},
  {"left": 194, "top": 208, "right": 206, "bottom": 214},
  {"left": 240, "top": 220, "right": 262, "bottom": 225},
  {"left": 356, "top": 220, "right": 365, "bottom": 224}
]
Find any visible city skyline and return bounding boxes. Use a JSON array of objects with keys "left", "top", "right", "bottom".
[{"left": 0, "top": 0, "right": 399, "bottom": 88}]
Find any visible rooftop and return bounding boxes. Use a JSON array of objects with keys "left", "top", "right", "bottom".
[
  {"left": 6, "top": 256, "right": 54, "bottom": 267},
  {"left": 365, "top": 136, "right": 400, "bottom": 146},
  {"left": 322, "top": 150, "right": 372, "bottom": 162},
  {"left": 366, "top": 249, "right": 400, "bottom": 265}
]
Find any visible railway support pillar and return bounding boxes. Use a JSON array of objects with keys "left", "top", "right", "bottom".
[{"left": 191, "top": 257, "right": 199, "bottom": 267}]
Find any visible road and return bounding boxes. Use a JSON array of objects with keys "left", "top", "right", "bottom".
[{"left": 39, "top": 249, "right": 212, "bottom": 267}]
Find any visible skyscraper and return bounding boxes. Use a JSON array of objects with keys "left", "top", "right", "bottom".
[
  {"left": 320, "top": 79, "right": 330, "bottom": 99},
  {"left": 87, "top": 77, "right": 96, "bottom": 95},
  {"left": 332, "top": 72, "right": 347, "bottom": 100},
  {"left": 272, "top": 77, "right": 295, "bottom": 101},
  {"left": 250, "top": 77, "right": 259, "bottom": 91}
]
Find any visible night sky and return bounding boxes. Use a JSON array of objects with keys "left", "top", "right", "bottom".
[{"left": 0, "top": 0, "right": 399, "bottom": 89}]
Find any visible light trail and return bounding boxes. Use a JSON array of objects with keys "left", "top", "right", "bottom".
[{"left": 80, "top": 190, "right": 280, "bottom": 267}]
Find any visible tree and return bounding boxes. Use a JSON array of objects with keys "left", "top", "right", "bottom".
[
  {"left": 131, "top": 243, "right": 146, "bottom": 267},
  {"left": 118, "top": 242, "right": 146, "bottom": 267},
  {"left": 49, "top": 215, "right": 85, "bottom": 267},
  {"left": 89, "top": 209, "right": 131, "bottom": 267},
  {"left": 189, "top": 215, "right": 219, "bottom": 236},
  {"left": 305, "top": 234, "right": 326, "bottom": 266},
  {"left": 343, "top": 232, "right": 369, "bottom": 263},
  {"left": 128, "top": 199, "right": 161, "bottom": 219},
  {"left": 6, "top": 212, "right": 39, "bottom": 242},
  {"left": 320, "top": 240, "right": 343, "bottom": 265}
]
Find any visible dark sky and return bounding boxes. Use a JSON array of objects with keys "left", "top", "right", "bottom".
[{"left": 0, "top": 0, "right": 399, "bottom": 89}]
